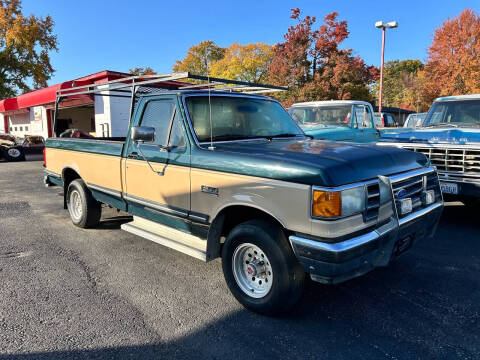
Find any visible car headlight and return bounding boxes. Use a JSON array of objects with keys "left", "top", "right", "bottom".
[{"left": 312, "top": 186, "right": 366, "bottom": 218}]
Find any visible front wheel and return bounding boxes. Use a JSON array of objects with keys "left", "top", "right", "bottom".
[
  {"left": 222, "top": 220, "right": 305, "bottom": 316},
  {"left": 4, "top": 147, "right": 25, "bottom": 162},
  {"left": 66, "top": 179, "right": 101, "bottom": 228}
]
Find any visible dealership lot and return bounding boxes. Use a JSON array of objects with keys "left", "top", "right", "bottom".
[{"left": 0, "top": 160, "right": 479, "bottom": 359}]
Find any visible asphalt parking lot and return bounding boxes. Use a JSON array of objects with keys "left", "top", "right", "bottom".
[{"left": 0, "top": 160, "right": 479, "bottom": 359}]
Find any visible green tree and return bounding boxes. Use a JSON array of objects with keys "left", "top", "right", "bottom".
[
  {"left": 0, "top": 0, "right": 58, "bottom": 98},
  {"left": 209, "top": 42, "right": 273, "bottom": 83},
  {"left": 173, "top": 40, "right": 225, "bottom": 76},
  {"left": 372, "top": 59, "right": 424, "bottom": 110}
]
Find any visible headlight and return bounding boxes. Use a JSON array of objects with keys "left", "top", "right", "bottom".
[{"left": 312, "top": 186, "right": 366, "bottom": 218}]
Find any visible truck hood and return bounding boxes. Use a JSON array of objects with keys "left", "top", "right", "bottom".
[
  {"left": 300, "top": 125, "right": 355, "bottom": 141},
  {"left": 379, "top": 127, "right": 480, "bottom": 145},
  {"left": 199, "top": 139, "right": 428, "bottom": 186}
]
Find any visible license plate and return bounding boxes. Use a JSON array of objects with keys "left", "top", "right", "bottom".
[{"left": 440, "top": 182, "right": 459, "bottom": 194}]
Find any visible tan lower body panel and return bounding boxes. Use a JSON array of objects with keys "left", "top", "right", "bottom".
[
  {"left": 121, "top": 216, "right": 207, "bottom": 261},
  {"left": 46, "top": 148, "right": 123, "bottom": 192}
]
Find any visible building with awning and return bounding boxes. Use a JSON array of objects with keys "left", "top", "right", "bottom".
[{"left": 0, "top": 70, "right": 134, "bottom": 138}]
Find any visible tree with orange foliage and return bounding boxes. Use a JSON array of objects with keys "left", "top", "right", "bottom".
[
  {"left": 269, "top": 9, "right": 378, "bottom": 106},
  {"left": 420, "top": 9, "right": 480, "bottom": 107}
]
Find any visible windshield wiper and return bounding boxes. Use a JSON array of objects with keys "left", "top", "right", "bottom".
[
  {"left": 201, "top": 135, "right": 268, "bottom": 142},
  {"left": 267, "top": 133, "right": 305, "bottom": 140}
]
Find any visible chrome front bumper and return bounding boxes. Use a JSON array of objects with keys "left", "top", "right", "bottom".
[{"left": 289, "top": 173, "right": 444, "bottom": 284}]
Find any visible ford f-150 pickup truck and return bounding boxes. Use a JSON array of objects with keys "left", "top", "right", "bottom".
[
  {"left": 379, "top": 94, "right": 480, "bottom": 206},
  {"left": 43, "top": 73, "right": 443, "bottom": 315}
]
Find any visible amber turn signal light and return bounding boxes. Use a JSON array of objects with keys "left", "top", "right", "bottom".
[{"left": 312, "top": 190, "right": 342, "bottom": 218}]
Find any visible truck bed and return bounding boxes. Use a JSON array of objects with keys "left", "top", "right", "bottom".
[{"left": 45, "top": 137, "right": 126, "bottom": 157}]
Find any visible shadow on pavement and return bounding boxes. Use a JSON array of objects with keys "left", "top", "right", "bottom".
[{"left": 95, "top": 215, "right": 133, "bottom": 230}]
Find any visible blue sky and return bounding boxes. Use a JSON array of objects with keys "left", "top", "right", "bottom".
[{"left": 21, "top": 0, "right": 480, "bottom": 84}]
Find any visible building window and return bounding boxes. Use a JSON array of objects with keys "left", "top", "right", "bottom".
[
  {"left": 25, "top": 126, "right": 28, "bottom": 131},
  {"left": 14, "top": 127, "right": 17, "bottom": 131},
  {"left": 20, "top": 126, "right": 23, "bottom": 131}
]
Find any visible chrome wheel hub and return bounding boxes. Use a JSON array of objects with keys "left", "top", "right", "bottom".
[
  {"left": 69, "top": 190, "right": 83, "bottom": 220},
  {"left": 7, "top": 148, "right": 21, "bottom": 157},
  {"left": 232, "top": 243, "right": 273, "bottom": 298}
]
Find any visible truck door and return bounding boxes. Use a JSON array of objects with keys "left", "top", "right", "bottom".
[
  {"left": 352, "top": 104, "right": 378, "bottom": 142},
  {"left": 124, "top": 97, "right": 191, "bottom": 227}
]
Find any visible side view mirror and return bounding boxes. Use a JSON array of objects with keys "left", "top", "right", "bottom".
[{"left": 131, "top": 126, "right": 155, "bottom": 143}]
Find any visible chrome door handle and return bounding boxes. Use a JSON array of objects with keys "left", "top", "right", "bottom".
[{"left": 127, "top": 152, "right": 140, "bottom": 160}]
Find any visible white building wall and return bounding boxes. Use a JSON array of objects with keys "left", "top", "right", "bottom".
[
  {"left": 7, "top": 106, "right": 50, "bottom": 139},
  {"left": 94, "top": 84, "right": 131, "bottom": 137},
  {"left": 0, "top": 113, "right": 5, "bottom": 133}
]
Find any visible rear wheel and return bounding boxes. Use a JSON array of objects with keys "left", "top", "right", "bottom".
[
  {"left": 66, "top": 179, "right": 101, "bottom": 228},
  {"left": 222, "top": 220, "right": 305, "bottom": 316}
]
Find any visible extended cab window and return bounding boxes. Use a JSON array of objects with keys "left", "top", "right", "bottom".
[{"left": 140, "top": 99, "right": 185, "bottom": 148}]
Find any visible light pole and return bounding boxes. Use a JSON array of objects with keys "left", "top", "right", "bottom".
[{"left": 375, "top": 20, "right": 398, "bottom": 113}]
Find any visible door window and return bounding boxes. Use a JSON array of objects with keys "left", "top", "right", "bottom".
[
  {"left": 140, "top": 100, "right": 176, "bottom": 146},
  {"left": 168, "top": 111, "right": 186, "bottom": 149},
  {"left": 353, "top": 105, "right": 373, "bottom": 129}
]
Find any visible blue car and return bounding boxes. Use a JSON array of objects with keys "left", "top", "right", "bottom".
[
  {"left": 379, "top": 94, "right": 480, "bottom": 206},
  {"left": 289, "top": 100, "right": 379, "bottom": 143}
]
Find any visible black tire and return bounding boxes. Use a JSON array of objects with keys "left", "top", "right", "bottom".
[
  {"left": 66, "top": 179, "right": 101, "bottom": 228},
  {"left": 461, "top": 197, "right": 480, "bottom": 208},
  {"left": 3, "top": 147, "right": 25, "bottom": 162},
  {"left": 221, "top": 219, "right": 305, "bottom": 316}
]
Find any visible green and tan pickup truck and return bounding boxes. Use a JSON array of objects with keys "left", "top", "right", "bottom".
[{"left": 43, "top": 74, "right": 443, "bottom": 315}]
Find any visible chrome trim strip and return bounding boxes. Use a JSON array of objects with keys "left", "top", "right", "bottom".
[
  {"left": 389, "top": 167, "right": 435, "bottom": 183},
  {"left": 87, "top": 183, "right": 122, "bottom": 198},
  {"left": 378, "top": 142, "right": 480, "bottom": 149},
  {"left": 123, "top": 193, "right": 189, "bottom": 218},
  {"left": 398, "top": 202, "right": 443, "bottom": 226},
  {"left": 312, "top": 179, "right": 378, "bottom": 192},
  {"left": 289, "top": 230, "right": 380, "bottom": 255},
  {"left": 188, "top": 213, "right": 209, "bottom": 223}
]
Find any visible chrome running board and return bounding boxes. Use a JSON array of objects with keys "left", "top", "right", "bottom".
[{"left": 121, "top": 216, "right": 207, "bottom": 261}]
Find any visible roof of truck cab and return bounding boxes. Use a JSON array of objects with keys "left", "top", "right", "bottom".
[
  {"left": 290, "top": 100, "right": 372, "bottom": 107},
  {"left": 435, "top": 94, "right": 480, "bottom": 102}
]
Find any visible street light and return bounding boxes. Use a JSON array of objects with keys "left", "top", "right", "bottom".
[{"left": 375, "top": 20, "right": 398, "bottom": 113}]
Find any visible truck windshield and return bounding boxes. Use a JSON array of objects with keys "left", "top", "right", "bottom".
[
  {"left": 424, "top": 100, "right": 480, "bottom": 127},
  {"left": 289, "top": 106, "right": 351, "bottom": 127},
  {"left": 185, "top": 96, "right": 304, "bottom": 143}
]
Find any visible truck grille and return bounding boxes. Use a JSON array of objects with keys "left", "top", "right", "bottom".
[
  {"left": 399, "top": 145, "right": 480, "bottom": 184},
  {"left": 391, "top": 170, "right": 441, "bottom": 219},
  {"left": 365, "top": 182, "right": 380, "bottom": 222}
]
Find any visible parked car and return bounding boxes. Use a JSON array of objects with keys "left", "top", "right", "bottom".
[
  {"left": 374, "top": 112, "right": 398, "bottom": 128},
  {"left": 379, "top": 94, "right": 480, "bottom": 206},
  {"left": 1, "top": 133, "right": 24, "bottom": 161},
  {"left": 404, "top": 112, "right": 427, "bottom": 128},
  {"left": 43, "top": 74, "right": 443, "bottom": 315},
  {"left": 21, "top": 135, "right": 46, "bottom": 156},
  {"left": 0, "top": 134, "right": 45, "bottom": 161},
  {"left": 288, "top": 100, "right": 379, "bottom": 142}
]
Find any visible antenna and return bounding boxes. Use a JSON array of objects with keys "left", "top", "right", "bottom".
[{"left": 206, "top": 50, "right": 215, "bottom": 151}]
